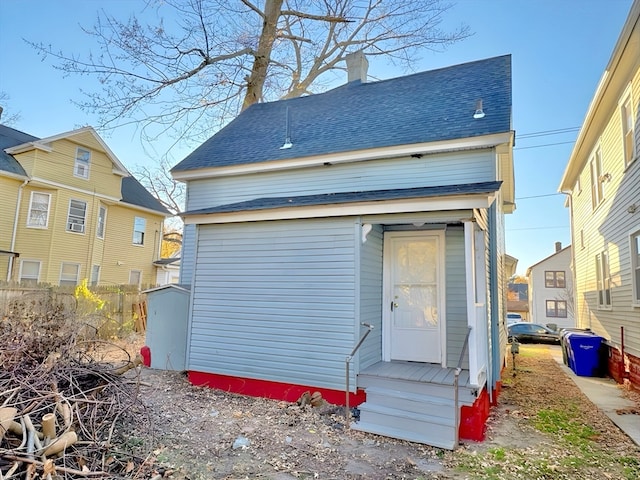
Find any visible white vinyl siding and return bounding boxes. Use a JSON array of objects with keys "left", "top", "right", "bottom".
[
  {"left": 27, "top": 192, "right": 51, "bottom": 228},
  {"left": 74, "top": 147, "right": 91, "bottom": 179},
  {"left": 59, "top": 262, "right": 80, "bottom": 286},
  {"left": 19, "top": 260, "right": 41, "bottom": 285},
  {"left": 67, "top": 199, "right": 87, "bottom": 233},
  {"left": 189, "top": 218, "right": 356, "bottom": 390}
]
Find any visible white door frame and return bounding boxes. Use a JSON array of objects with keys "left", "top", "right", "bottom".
[{"left": 382, "top": 230, "right": 447, "bottom": 365}]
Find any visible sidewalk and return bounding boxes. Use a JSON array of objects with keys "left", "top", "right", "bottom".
[{"left": 548, "top": 345, "right": 640, "bottom": 446}]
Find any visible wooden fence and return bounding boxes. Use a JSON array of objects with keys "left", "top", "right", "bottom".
[{"left": 0, "top": 285, "right": 148, "bottom": 337}]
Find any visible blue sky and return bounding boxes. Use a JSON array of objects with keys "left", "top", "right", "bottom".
[{"left": 0, "top": 0, "right": 634, "bottom": 274}]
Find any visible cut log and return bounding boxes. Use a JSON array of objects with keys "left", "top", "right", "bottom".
[
  {"left": 0, "top": 407, "right": 17, "bottom": 440},
  {"left": 41, "top": 413, "right": 56, "bottom": 443},
  {"left": 43, "top": 431, "right": 78, "bottom": 456}
]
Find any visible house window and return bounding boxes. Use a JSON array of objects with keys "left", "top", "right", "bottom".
[
  {"left": 621, "top": 95, "right": 636, "bottom": 167},
  {"left": 590, "top": 148, "right": 604, "bottom": 209},
  {"left": 631, "top": 230, "right": 640, "bottom": 306},
  {"left": 546, "top": 300, "right": 567, "bottom": 318},
  {"left": 129, "top": 270, "right": 142, "bottom": 287},
  {"left": 67, "top": 199, "right": 87, "bottom": 233},
  {"left": 19, "top": 260, "right": 41, "bottom": 285},
  {"left": 60, "top": 262, "right": 80, "bottom": 286},
  {"left": 27, "top": 192, "right": 51, "bottom": 228},
  {"left": 90, "top": 265, "right": 101, "bottom": 286},
  {"left": 133, "top": 217, "right": 146, "bottom": 245},
  {"left": 545, "top": 271, "right": 566, "bottom": 288},
  {"left": 595, "top": 251, "right": 611, "bottom": 308},
  {"left": 97, "top": 206, "right": 107, "bottom": 239},
  {"left": 74, "top": 147, "right": 91, "bottom": 179}
]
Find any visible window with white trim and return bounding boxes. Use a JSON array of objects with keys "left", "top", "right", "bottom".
[
  {"left": 631, "top": 230, "right": 640, "bottom": 306},
  {"left": 90, "top": 265, "right": 101, "bottom": 286},
  {"left": 129, "top": 270, "right": 142, "bottom": 287},
  {"left": 590, "top": 148, "right": 604, "bottom": 209},
  {"left": 595, "top": 251, "right": 611, "bottom": 309},
  {"left": 27, "top": 192, "right": 51, "bottom": 228},
  {"left": 19, "top": 260, "right": 41, "bottom": 285},
  {"left": 67, "top": 199, "right": 87, "bottom": 233},
  {"left": 545, "top": 271, "right": 566, "bottom": 288},
  {"left": 621, "top": 95, "right": 636, "bottom": 167},
  {"left": 74, "top": 147, "right": 91, "bottom": 179},
  {"left": 97, "top": 206, "right": 107, "bottom": 239},
  {"left": 545, "top": 300, "right": 567, "bottom": 318},
  {"left": 60, "top": 262, "right": 80, "bottom": 286},
  {"left": 133, "top": 217, "right": 146, "bottom": 245}
]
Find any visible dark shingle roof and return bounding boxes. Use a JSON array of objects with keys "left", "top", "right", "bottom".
[
  {"left": 183, "top": 181, "right": 502, "bottom": 216},
  {"left": 173, "top": 55, "right": 512, "bottom": 172},
  {"left": 0, "top": 125, "right": 34, "bottom": 177},
  {"left": 121, "top": 176, "right": 170, "bottom": 215}
]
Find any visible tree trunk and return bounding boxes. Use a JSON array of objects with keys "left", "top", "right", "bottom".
[{"left": 242, "top": 0, "right": 284, "bottom": 110}]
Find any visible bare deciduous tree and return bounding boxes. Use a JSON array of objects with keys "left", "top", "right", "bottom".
[{"left": 31, "top": 0, "right": 470, "bottom": 148}]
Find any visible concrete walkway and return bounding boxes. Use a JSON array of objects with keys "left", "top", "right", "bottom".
[{"left": 548, "top": 345, "right": 640, "bottom": 446}]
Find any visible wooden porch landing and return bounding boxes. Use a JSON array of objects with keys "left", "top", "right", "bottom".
[{"left": 359, "top": 360, "right": 472, "bottom": 388}]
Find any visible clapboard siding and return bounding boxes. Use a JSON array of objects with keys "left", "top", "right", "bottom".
[
  {"left": 358, "top": 224, "right": 384, "bottom": 371},
  {"left": 188, "top": 218, "right": 357, "bottom": 390},
  {"left": 570, "top": 63, "right": 640, "bottom": 357},
  {"left": 186, "top": 150, "right": 495, "bottom": 210},
  {"left": 445, "top": 226, "right": 469, "bottom": 368}
]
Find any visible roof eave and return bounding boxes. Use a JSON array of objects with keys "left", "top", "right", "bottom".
[
  {"left": 560, "top": 1, "right": 639, "bottom": 192},
  {"left": 172, "top": 132, "right": 513, "bottom": 182},
  {"left": 183, "top": 191, "right": 497, "bottom": 225}
]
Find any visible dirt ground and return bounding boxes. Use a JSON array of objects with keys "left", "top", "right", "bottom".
[{"left": 128, "top": 342, "right": 640, "bottom": 480}]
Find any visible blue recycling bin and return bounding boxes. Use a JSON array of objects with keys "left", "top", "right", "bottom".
[
  {"left": 560, "top": 329, "right": 593, "bottom": 366},
  {"left": 565, "top": 333, "right": 604, "bottom": 377}
]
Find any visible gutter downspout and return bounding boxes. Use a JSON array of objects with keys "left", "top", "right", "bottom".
[
  {"left": 560, "top": 190, "right": 576, "bottom": 325},
  {"left": 7, "top": 179, "right": 29, "bottom": 281}
]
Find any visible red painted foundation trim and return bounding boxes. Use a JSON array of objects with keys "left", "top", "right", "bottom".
[
  {"left": 459, "top": 387, "right": 490, "bottom": 442},
  {"left": 188, "top": 370, "right": 367, "bottom": 406}
]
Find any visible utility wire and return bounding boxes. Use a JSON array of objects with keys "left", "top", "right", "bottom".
[
  {"left": 517, "top": 127, "right": 580, "bottom": 139},
  {"left": 514, "top": 140, "right": 576, "bottom": 151},
  {"left": 515, "top": 193, "right": 563, "bottom": 200}
]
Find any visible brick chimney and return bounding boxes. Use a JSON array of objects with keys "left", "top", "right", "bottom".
[
  {"left": 555, "top": 241, "right": 562, "bottom": 252},
  {"left": 345, "top": 51, "right": 368, "bottom": 83}
]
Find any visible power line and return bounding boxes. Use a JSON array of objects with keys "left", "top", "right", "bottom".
[
  {"left": 515, "top": 193, "right": 563, "bottom": 200},
  {"left": 514, "top": 140, "right": 576, "bottom": 151},
  {"left": 508, "top": 226, "right": 568, "bottom": 231},
  {"left": 517, "top": 127, "right": 580, "bottom": 139}
]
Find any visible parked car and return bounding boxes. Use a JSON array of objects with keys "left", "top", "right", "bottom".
[
  {"left": 508, "top": 322, "right": 560, "bottom": 344},
  {"left": 506, "top": 312, "right": 523, "bottom": 325}
]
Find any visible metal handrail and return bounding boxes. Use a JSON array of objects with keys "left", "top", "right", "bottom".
[
  {"left": 454, "top": 326, "right": 472, "bottom": 447},
  {"left": 345, "top": 323, "right": 374, "bottom": 427}
]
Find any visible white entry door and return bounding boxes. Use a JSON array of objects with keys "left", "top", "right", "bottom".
[{"left": 384, "top": 231, "right": 444, "bottom": 364}]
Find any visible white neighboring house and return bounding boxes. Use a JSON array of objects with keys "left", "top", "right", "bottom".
[
  {"left": 526, "top": 243, "right": 574, "bottom": 330},
  {"left": 154, "top": 255, "right": 181, "bottom": 286}
]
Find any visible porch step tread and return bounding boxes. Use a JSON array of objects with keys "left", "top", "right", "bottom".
[
  {"left": 358, "top": 376, "right": 477, "bottom": 404},
  {"left": 352, "top": 419, "right": 456, "bottom": 450},
  {"left": 365, "top": 386, "right": 453, "bottom": 406},
  {"left": 357, "top": 402, "right": 455, "bottom": 427}
]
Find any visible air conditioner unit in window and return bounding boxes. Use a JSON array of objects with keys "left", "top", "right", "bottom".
[{"left": 69, "top": 223, "right": 84, "bottom": 233}]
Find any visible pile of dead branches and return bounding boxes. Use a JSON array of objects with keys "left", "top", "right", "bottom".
[{"left": 1, "top": 297, "right": 157, "bottom": 479}]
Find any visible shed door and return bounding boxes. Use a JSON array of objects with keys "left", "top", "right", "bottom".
[{"left": 384, "top": 232, "right": 444, "bottom": 363}]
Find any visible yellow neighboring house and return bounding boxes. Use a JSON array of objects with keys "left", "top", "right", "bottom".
[
  {"left": 0, "top": 125, "right": 169, "bottom": 287},
  {"left": 559, "top": 0, "right": 639, "bottom": 387}
]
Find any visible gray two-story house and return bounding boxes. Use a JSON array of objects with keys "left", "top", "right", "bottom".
[{"left": 171, "top": 53, "right": 515, "bottom": 448}]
